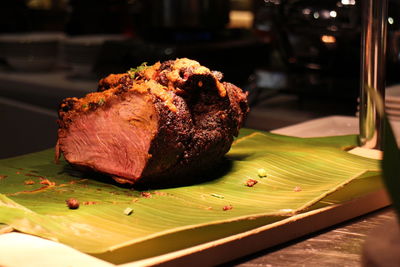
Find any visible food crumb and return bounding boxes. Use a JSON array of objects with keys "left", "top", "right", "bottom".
[
  {"left": 223, "top": 205, "right": 233, "bottom": 211},
  {"left": 257, "top": 168, "right": 267, "bottom": 177},
  {"left": 211, "top": 193, "right": 224, "bottom": 199},
  {"left": 294, "top": 186, "right": 302, "bottom": 192},
  {"left": 246, "top": 179, "right": 258, "bottom": 187},
  {"left": 124, "top": 207, "right": 133, "bottom": 216},
  {"left": 83, "top": 201, "right": 97, "bottom": 205},
  {"left": 66, "top": 198, "right": 79, "bottom": 209},
  {"left": 0, "top": 175, "right": 8, "bottom": 179},
  {"left": 141, "top": 192, "right": 152, "bottom": 198},
  {"left": 24, "top": 180, "right": 35, "bottom": 185},
  {"left": 40, "top": 178, "right": 55, "bottom": 186}
]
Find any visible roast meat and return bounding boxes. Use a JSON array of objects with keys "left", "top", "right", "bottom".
[{"left": 56, "top": 58, "right": 249, "bottom": 186}]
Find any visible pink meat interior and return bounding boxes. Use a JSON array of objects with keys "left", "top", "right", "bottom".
[{"left": 60, "top": 94, "right": 158, "bottom": 181}]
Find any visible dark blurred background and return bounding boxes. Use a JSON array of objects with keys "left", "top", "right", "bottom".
[{"left": 1, "top": 0, "right": 400, "bottom": 158}]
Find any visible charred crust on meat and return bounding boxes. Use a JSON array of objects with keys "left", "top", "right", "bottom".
[
  {"left": 60, "top": 98, "right": 78, "bottom": 112},
  {"left": 98, "top": 73, "right": 130, "bottom": 92},
  {"left": 56, "top": 58, "right": 249, "bottom": 187},
  {"left": 159, "top": 60, "right": 174, "bottom": 71}
]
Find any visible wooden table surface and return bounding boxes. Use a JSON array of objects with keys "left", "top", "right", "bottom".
[{"left": 228, "top": 207, "right": 397, "bottom": 267}]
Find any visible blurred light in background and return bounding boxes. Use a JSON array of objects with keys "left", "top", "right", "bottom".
[
  {"left": 321, "top": 35, "right": 337, "bottom": 44},
  {"left": 341, "top": 0, "right": 356, "bottom": 6}
]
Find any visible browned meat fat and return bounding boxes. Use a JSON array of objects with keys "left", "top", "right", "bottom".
[{"left": 56, "top": 58, "right": 249, "bottom": 187}]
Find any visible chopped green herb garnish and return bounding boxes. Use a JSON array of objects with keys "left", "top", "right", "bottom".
[
  {"left": 98, "top": 98, "right": 105, "bottom": 105},
  {"left": 211, "top": 193, "right": 224, "bottom": 199},
  {"left": 128, "top": 62, "right": 149, "bottom": 79},
  {"left": 124, "top": 207, "right": 133, "bottom": 216},
  {"left": 82, "top": 104, "right": 88, "bottom": 109}
]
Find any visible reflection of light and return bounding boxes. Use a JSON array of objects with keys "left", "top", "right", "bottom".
[
  {"left": 321, "top": 35, "right": 336, "bottom": 43},
  {"left": 313, "top": 12, "right": 320, "bottom": 19},
  {"left": 341, "top": 0, "right": 356, "bottom": 5},
  {"left": 330, "top": 11, "right": 337, "bottom": 18},
  {"left": 328, "top": 25, "right": 339, "bottom": 31},
  {"left": 321, "top": 10, "right": 330, "bottom": 19},
  {"left": 264, "top": 0, "right": 281, "bottom": 4},
  {"left": 389, "top": 17, "right": 394, "bottom": 25},
  {"left": 302, "top": 8, "right": 311, "bottom": 15}
]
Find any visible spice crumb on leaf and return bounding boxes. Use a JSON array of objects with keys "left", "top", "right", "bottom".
[
  {"left": 141, "top": 192, "right": 152, "bottom": 198},
  {"left": 24, "top": 180, "right": 35, "bottom": 185},
  {"left": 66, "top": 198, "right": 79, "bottom": 209},
  {"left": 223, "top": 205, "right": 233, "bottom": 211},
  {"left": 246, "top": 179, "right": 258, "bottom": 187},
  {"left": 294, "top": 186, "right": 302, "bottom": 192},
  {"left": 83, "top": 201, "right": 97, "bottom": 205},
  {"left": 40, "top": 178, "right": 55, "bottom": 186}
]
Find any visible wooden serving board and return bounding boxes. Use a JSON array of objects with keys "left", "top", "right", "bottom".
[{"left": 128, "top": 189, "right": 390, "bottom": 266}]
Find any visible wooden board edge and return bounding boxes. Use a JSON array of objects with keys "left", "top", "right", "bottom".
[{"left": 123, "top": 189, "right": 391, "bottom": 267}]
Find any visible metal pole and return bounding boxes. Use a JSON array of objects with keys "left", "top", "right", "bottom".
[{"left": 359, "top": 0, "right": 388, "bottom": 149}]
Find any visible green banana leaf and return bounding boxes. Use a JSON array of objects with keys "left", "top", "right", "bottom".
[{"left": 0, "top": 130, "right": 381, "bottom": 264}]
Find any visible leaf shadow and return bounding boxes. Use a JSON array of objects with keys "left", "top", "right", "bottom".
[
  {"left": 226, "top": 152, "right": 254, "bottom": 161},
  {"left": 54, "top": 158, "right": 234, "bottom": 191},
  {"left": 133, "top": 157, "right": 234, "bottom": 190}
]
